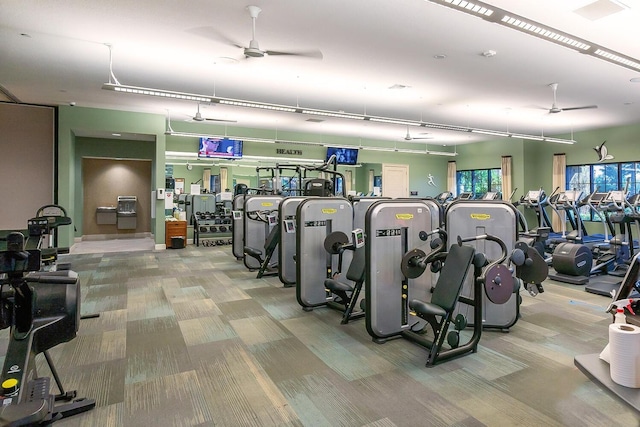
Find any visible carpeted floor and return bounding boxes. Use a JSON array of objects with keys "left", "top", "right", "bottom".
[{"left": 1, "top": 241, "right": 638, "bottom": 426}]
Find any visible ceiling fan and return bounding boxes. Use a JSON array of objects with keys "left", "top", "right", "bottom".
[
  {"left": 186, "top": 103, "right": 236, "bottom": 123},
  {"left": 403, "top": 126, "right": 434, "bottom": 141},
  {"left": 228, "top": 5, "right": 323, "bottom": 59},
  {"left": 545, "top": 83, "right": 597, "bottom": 114}
]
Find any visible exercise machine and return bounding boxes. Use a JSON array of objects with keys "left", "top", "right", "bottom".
[
  {"left": 401, "top": 232, "right": 516, "bottom": 366},
  {"left": 364, "top": 199, "right": 442, "bottom": 340},
  {"left": 296, "top": 197, "right": 353, "bottom": 309},
  {"left": 322, "top": 229, "right": 366, "bottom": 324},
  {"left": 445, "top": 199, "right": 527, "bottom": 329},
  {"left": 278, "top": 196, "right": 307, "bottom": 287},
  {"left": 243, "top": 210, "right": 280, "bottom": 278},
  {"left": 242, "top": 195, "right": 282, "bottom": 271},
  {"left": 0, "top": 232, "right": 95, "bottom": 425}
]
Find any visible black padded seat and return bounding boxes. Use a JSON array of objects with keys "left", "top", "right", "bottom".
[
  {"left": 409, "top": 300, "right": 446, "bottom": 317},
  {"left": 410, "top": 243, "right": 475, "bottom": 315},
  {"left": 324, "top": 278, "right": 353, "bottom": 293},
  {"left": 243, "top": 247, "right": 263, "bottom": 259},
  {"left": 323, "top": 247, "right": 367, "bottom": 324}
]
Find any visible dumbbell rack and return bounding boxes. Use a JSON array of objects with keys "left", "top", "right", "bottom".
[{"left": 193, "top": 211, "right": 233, "bottom": 247}]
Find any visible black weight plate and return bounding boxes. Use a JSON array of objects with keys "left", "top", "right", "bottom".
[
  {"left": 447, "top": 331, "right": 460, "bottom": 348},
  {"left": 484, "top": 264, "right": 514, "bottom": 304},
  {"left": 401, "top": 248, "right": 427, "bottom": 279},
  {"left": 517, "top": 246, "right": 549, "bottom": 285},
  {"left": 454, "top": 313, "right": 467, "bottom": 331},
  {"left": 324, "top": 231, "right": 350, "bottom": 254}
]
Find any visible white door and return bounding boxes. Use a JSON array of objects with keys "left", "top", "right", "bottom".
[{"left": 382, "top": 163, "right": 409, "bottom": 198}]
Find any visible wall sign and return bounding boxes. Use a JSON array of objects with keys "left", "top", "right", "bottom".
[{"left": 276, "top": 149, "right": 303, "bottom": 155}]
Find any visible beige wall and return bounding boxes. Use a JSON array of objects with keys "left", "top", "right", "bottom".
[
  {"left": 82, "top": 157, "right": 151, "bottom": 236},
  {"left": 0, "top": 103, "right": 54, "bottom": 230}
]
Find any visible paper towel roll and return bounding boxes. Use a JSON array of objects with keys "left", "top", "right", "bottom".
[{"left": 609, "top": 323, "right": 640, "bottom": 388}]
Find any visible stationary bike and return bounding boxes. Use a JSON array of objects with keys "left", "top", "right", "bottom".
[{"left": 0, "top": 232, "right": 95, "bottom": 426}]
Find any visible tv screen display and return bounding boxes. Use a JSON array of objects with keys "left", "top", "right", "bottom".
[
  {"left": 198, "top": 137, "right": 243, "bottom": 159},
  {"left": 326, "top": 147, "right": 358, "bottom": 165}
]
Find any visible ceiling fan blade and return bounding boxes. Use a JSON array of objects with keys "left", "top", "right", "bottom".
[
  {"left": 204, "top": 118, "right": 237, "bottom": 122},
  {"left": 264, "top": 49, "right": 323, "bottom": 59},
  {"left": 561, "top": 105, "right": 598, "bottom": 111},
  {"left": 186, "top": 26, "right": 245, "bottom": 49}
]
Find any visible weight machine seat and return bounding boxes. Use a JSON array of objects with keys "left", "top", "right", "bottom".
[
  {"left": 324, "top": 246, "right": 366, "bottom": 293},
  {"left": 243, "top": 246, "right": 263, "bottom": 260},
  {"left": 243, "top": 223, "right": 281, "bottom": 264},
  {"left": 409, "top": 244, "right": 475, "bottom": 319}
]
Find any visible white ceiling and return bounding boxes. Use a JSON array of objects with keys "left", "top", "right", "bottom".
[{"left": 1, "top": 0, "right": 640, "bottom": 147}]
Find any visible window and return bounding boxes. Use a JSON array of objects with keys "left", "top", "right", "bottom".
[
  {"left": 456, "top": 168, "right": 502, "bottom": 199},
  {"left": 566, "top": 161, "right": 640, "bottom": 221}
]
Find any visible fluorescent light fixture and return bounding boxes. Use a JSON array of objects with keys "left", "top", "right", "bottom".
[
  {"left": 500, "top": 15, "right": 590, "bottom": 50},
  {"left": 471, "top": 129, "right": 509, "bottom": 137},
  {"left": 440, "top": 0, "right": 494, "bottom": 17},
  {"left": 301, "top": 110, "right": 365, "bottom": 120},
  {"left": 594, "top": 49, "right": 640, "bottom": 71},
  {"left": 425, "top": 0, "right": 640, "bottom": 72},
  {"left": 544, "top": 137, "right": 575, "bottom": 145},
  {"left": 219, "top": 99, "right": 297, "bottom": 113},
  {"left": 510, "top": 133, "right": 544, "bottom": 141},
  {"left": 102, "top": 83, "right": 213, "bottom": 102},
  {"left": 362, "top": 146, "right": 397, "bottom": 152},
  {"left": 427, "top": 150, "right": 458, "bottom": 157},
  {"left": 113, "top": 82, "right": 576, "bottom": 145},
  {"left": 369, "top": 117, "right": 422, "bottom": 126},
  {"left": 421, "top": 123, "right": 470, "bottom": 132},
  {"left": 165, "top": 151, "right": 197, "bottom": 158}
]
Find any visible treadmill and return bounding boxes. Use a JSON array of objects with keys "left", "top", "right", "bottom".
[{"left": 585, "top": 190, "right": 629, "bottom": 296}]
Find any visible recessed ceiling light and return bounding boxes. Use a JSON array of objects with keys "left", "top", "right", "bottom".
[
  {"left": 20, "top": 33, "right": 31, "bottom": 38},
  {"left": 482, "top": 50, "right": 497, "bottom": 58},
  {"left": 389, "top": 84, "right": 410, "bottom": 89},
  {"left": 433, "top": 54, "right": 447, "bottom": 60},
  {"left": 112, "top": 133, "right": 121, "bottom": 137}
]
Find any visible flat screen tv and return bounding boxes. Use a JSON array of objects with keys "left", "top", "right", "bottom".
[
  {"left": 198, "top": 137, "right": 243, "bottom": 159},
  {"left": 326, "top": 147, "right": 358, "bottom": 165}
]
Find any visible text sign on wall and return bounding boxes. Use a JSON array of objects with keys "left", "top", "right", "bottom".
[{"left": 276, "top": 149, "right": 303, "bottom": 155}]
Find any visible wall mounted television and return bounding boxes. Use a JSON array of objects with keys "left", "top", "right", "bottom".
[
  {"left": 198, "top": 137, "right": 243, "bottom": 159},
  {"left": 326, "top": 147, "right": 358, "bottom": 165}
]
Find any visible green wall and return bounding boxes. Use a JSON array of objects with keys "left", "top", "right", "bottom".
[
  {"left": 56, "top": 105, "right": 639, "bottom": 247},
  {"left": 58, "top": 106, "right": 166, "bottom": 248}
]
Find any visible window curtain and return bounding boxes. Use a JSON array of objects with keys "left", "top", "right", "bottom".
[
  {"left": 552, "top": 153, "right": 566, "bottom": 231},
  {"left": 203, "top": 168, "right": 211, "bottom": 193},
  {"left": 220, "top": 167, "right": 228, "bottom": 192},
  {"left": 345, "top": 170, "right": 352, "bottom": 194},
  {"left": 501, "top": 156, "right": 512, "bottom": 201},
  {"left": 447, "top": 161, "right": 457, "bottom": 196}
]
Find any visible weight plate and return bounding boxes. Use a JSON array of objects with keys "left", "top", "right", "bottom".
[
  {"left": 401, "top": 248, "right": 427, "bottom": 279},
  {"left": 454, "top": 313, "right": 467, "bottom": 331},
  {"left": 516, "top": 246, "right": 549, "bottom": 285},
  {"left": 447, "top": 331, "right": 460, "bottom": 348},
  {"left": 484, "top": 264, "right": 514, "bottom": 304},
  {"left": 324, "top": 231, "right": 350, "bottom": 254}
]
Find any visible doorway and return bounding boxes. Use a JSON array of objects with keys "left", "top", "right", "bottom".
[{"left": 382, "top": 163, "right": 409, "bottom": 198}]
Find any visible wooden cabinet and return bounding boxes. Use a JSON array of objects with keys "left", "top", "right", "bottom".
[{"left": 165, "top": 220, "right": 187, "bottom": 248}]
